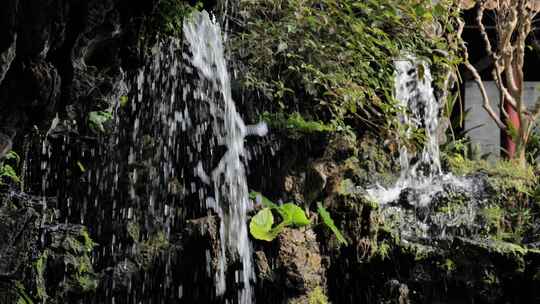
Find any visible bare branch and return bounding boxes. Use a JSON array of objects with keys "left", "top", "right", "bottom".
[{"left": 460, "top": 20, "right": 506, "bottom": 130}]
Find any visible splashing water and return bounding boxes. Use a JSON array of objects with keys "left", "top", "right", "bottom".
[
  {"left": 367, "top": 55, "right": 464, "bottom": 206},
  {"left": 365, "top": 55, "right": 483, "bottom": 243},
  {"left": 183, "top": 11, "right": 265, "bottom": 302},
  {"left": 27, "top": 9, "right": 265, "bottom": 304}
]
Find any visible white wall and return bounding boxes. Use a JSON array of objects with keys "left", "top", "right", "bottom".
[{"left": 464, "top": 81, "right": 540, "bottom": 159}]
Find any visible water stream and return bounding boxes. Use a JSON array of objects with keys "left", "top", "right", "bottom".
[
  {"left": 367, "top": 56, "right": 462, "bottom": 206},
  {"left": 29, "top": 10, "right": 264, "bottom": 304},
  {"left": 366, "top": 56, "right": 476, "bottom": 241},
  {"left": 183, "top": 11, "right": 266, "bottom": 302}
]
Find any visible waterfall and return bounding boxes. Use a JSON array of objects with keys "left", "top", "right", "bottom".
[
  {"left": 367, "top": 55, "right": 457, "bottom": 206},
  {"left": 29, "top": 9, "right": 264, "bottom": 304},
  {"left": 183, "top": 11, "right": 265, "bottom": 302}
]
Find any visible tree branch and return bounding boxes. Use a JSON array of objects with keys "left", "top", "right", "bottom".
[{"left": 459, "top": 16, "right": 506, "bottom": 129}]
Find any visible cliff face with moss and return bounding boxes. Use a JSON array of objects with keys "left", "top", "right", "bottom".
[
  {"left": 0, "top": 0, "right": 157, "bottom": 302},
  {"left": 0, "top": 1, "right": 539, "bottom": 304}
]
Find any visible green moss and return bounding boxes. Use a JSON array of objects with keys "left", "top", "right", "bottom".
[
  {"left": 75, "top": 273, "right": 99, "bottom": 293},
  {"left": 80, "top": 228, "right": 96, "bottom": 253},
  {"left": 15, "top": 281, "right": 34, "bottom": 304},
  {"left": 482, "top": 206, "right": 504, "bottom": 237},
  {"left": 338, "top": 179, "right": 356, "bottom": 197},
  {"left": 127, "top": 221, "right": 140, "bottom": 241},
  {"left": 307, "top": 286, "right": 328, "bottom": 304},
  {"left": 435, "top": 194, "right": 467, "bottom": 214},
  {"left": 447, "top": 155, "right": 534, "bottom": 193},
  {"left": 138, "top": 231, "right": 170, "bottom": 269},
  {"left": 374, "top": 240, "right": 392, "bottom": 260},
  {"left": 401, "top": 242, "right": 436, "bottom": 261},
  {"left": 446, "top": 155, "right": 537, "bottom": 243},
  {"left": 33, "top": 251, "right": 49, "bottom": 301},
  {"left": 439, "top": 258, "right": 456, "bottom": 273},
  {"left": 490, "top": 240, "right": 528, "bottom": 257},
  {"left": 261, "top": 112, "right": 335, "bottom": 138}
]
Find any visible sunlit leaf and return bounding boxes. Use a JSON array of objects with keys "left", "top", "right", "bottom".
[
  {"left": 281, "top": 203, "right": 311, "bottom": 227},
  {"left": 317, "top": 202, "right": 347, "bottom": 245},
  {"left": 249, "top": 208, "right": 276, "bottom": 241}
]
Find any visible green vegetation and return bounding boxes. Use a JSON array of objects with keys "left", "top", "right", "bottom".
[
  {"left": 155, "top": 0, "right": 203, "bottom": 37},
  {"left": 0, "top": 150, "right": 20, "bottom": 185},
  {"left": 88, "top": 110, "right": 113, "bottom": 134},
  {"left": 446, "top": 154, "right": 539, "bottom": 243},
  {"left": 231, "top": 0, "right": 461, "bottom": 139},
  {"left": 261, "top": 112, "right": 335, "bottom": 137},
  {"left": 249, "top": 192, "right": 311, "bottom": 241},
  {"left": 249, "top": 192, "right": 346, "bottom": 245},
  {"left": 307, "top": 286, "right": 329, "bottom": 304},
  {"left": 34, "top": 251, "right": 48, "bottom": 301},
  {"left": 317, "top": 202, "right": 347, "bottom": 245},
  {"left": 15, "top": 281, "right": 34, "bottom": 304}
]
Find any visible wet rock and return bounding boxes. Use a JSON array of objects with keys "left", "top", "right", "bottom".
[
  {"left": 277, "top": 229, "right": 324, "bottom": 291},
  {"left": 0, "top": 199, "right": 40, "bottom": 279},
  {"left": 254, "top": 227, "right": 329, "bottom": 304},
  {"left": 304, "top": 162, "right": 328, "bottom": 206},
  {"left": 0, "top": 37, "right": 16, "bottom": 86},
  {"left": 381, "top": 279, "right": 410, "bottom": 304},
  {"left": 41, "top": 224, "right": 99, "bottom": 300},
  {"left": 323, "top": 132, "right": 358, "bottom": 161},
  {"left": 254, "top": 250, "right": 273, "bottom": 282}
]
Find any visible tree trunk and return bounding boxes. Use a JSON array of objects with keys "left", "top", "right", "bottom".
[{"left": 502, "top": 99, "right": 520, "bottom": 159}]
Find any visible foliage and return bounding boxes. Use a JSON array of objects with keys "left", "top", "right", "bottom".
[
  {"left": 249, "top": 192, "right": 311, "bottom": 241},
  {"left": 261, "top": 112, "right": 335, "bottom": 137},
  {"left": 317, "top": 202, "right": 347, "bottom": 245},
  {"left": 88, "top": 110, "right": 112, "bottom": 134},
  {"left": 525, "top": 126, "right": 540, "bottom": 164},
  {"left": 15, "top": 281, "right": 34, "bottom": 304},
  {"left": 446, "top": 154, "right": 539, "bottom": 242},
  {"left": 249, "top": 192, "right": 346, "bottom": 245},
  {"left": 231, "top": 0, "right": 462, "bottom": 137},
  {"left": 446, "top": 154, "right": 534, "bottom": 193},
  {"left": 156, "top": 0, "right": 203, "bottom": 37},
  {"left": 0, "top": 150, "right": 20, "bottom": 185}
]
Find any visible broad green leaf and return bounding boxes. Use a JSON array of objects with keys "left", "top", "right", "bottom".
[
  {"left": 249, "top": 208, "right": 275, "bottom": 241},
  {"left": 317, "top": 202, "right": 347, "bottom": 245},
  {"left": 280, "top": 203, "right": 310, "bottom": 227}
]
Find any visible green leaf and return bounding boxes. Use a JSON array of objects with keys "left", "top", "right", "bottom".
[
  {"left": 5, "top": 151, "right": 20, "bottom": 163},
  {"left": 280, "top": 203, "right": 310, "bottom": 227},
  {"left": 249, "top": 208, "right": 276, "bottom": 241},
  {"left": 317, "top": 202, "right": 347, "bottom": 245},
  {"left": 77, "top": 161, "right": 86, "bottom": 173},
  {"left": 88, "top": 110, "right": 113, "bottom": 133},
  {"left": 1, "top": 164, "right": 20, "bottom": 183}
]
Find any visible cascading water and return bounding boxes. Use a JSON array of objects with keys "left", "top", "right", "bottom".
[
  {"left": 367, "top": 55, "right": 476, "bottom": 241},
  {"left": 183, "top": 11, "right": 266, "bottom": 302},
  {"left": 26, "top": 9, "right": 264, "bottom": 304},
  {"left": 368, "top": 56, "right": 459, "bottom": 206}
]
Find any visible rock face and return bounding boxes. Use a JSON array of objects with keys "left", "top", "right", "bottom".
[
  {"left": 1, "top": 1, "right": 539, "bottom": 304},
  {"left": 254, "top": 228, "right": 328, "bottom": 304},
  {"left": 0, "top": 0, "right": 156, "bottom": 131},
  {"left": 0, "top": 0, "right": 159, "bottom": 302}
]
